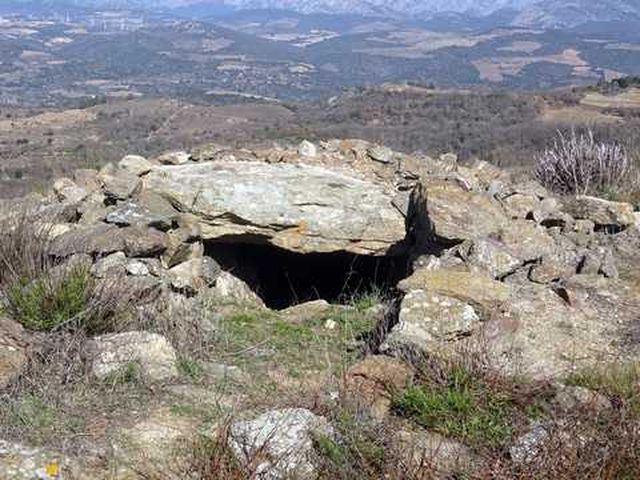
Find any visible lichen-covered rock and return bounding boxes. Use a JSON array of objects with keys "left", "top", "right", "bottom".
[
  {"left": 209, "top": 271, "right": 264, "bottom": 307},
  {"left": 105, "top": 192, "right": 176, "bottom": 230},
  {"left": 85, "top": 331, "right": 178, "bottom": 382},
  {"left": 564, "top": 196, "right": 635, "bottom": 228},
  {"left": 398, "top": 268, "right": 511, "bottom": 314},
  {"left": 118, "top": 154, "right": 154, "bottom": 176},
  {"left": 229, "top": 408, "right": 334, "bottom": 480},
  {"left": 384, "top": 290, "right": 480, "bottom": 352},
  {"left": 344, "top": 356, "right": 412, "bottom": 420},
  {"left": 155, "top": 151, "right": 191, "bottom": 165},
  {"left": 484, "top": 283, "right": 621, "bottom": 380},
  {"left": 98, "top": 173, "right": 142, "bottom": 201},
  {"left": 143, "top": 161, "right": 406, "bottom": 255},
  {"left": 52, "top": 177, "right": 89, "bottom": 204},
  {"left": 412, "top": 176, "right": 509, "bottom": 243},
  {"left": 168, "top": 257, "right": 220, "bottom": 293},
  {"left": 458, "top": 238, "right": 522, "bottom": 279},
  {"left": 90, "top": 251, "right": 127, "bottom": 278},
  {"left": 393, "top": 429, "right": 477, "bottom": 478},
  {"left": 497, "top": 220, "right": 556, "bottom": 262}
]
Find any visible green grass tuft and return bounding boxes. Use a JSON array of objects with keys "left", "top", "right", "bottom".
[
  {"left": 7, "top": 266, "right": 92, "bottom": 331},
  {"left": 393, "top": 365, "right": 516, "bottom": 448}
]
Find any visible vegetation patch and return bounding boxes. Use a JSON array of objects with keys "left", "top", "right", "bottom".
[
  {"left": 392, "top": 364, "right": 519, "bottom": 449},
  {"left": 566, "top": 362, "right": 640, "bottom": 415},
  {"left": 7, "top": 265, "right": 92, "bottom": 331}
]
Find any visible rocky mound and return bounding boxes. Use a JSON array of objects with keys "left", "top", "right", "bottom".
[{"left": 1, "top": 139, "right": 639, "bottom": 479}]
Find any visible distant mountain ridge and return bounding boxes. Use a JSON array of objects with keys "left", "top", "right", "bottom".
[{"left": 3, "top": 0, "right": 640, "bottom": 28}]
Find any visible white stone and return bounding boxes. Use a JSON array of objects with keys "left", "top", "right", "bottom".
[
  {"left": 298, "top": 140, "right": 317, "bottom": 158},
  {"left": 86, "top": 331, "right": 178, "bottom": 382},
  {"left": 230, "top": 408, "right": 334, "bottom": 480}
]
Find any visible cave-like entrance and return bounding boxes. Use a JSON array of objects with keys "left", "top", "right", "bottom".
[{"left": 205, "top": 240, "right": 411, "bottom": 310}]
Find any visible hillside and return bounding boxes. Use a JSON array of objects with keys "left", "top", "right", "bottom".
[
  {"left": 0, "top": 136, "right": 639, "bottom": 478},
  {"left": 3, "top": 83, "right": 640, "bottom": 199}
]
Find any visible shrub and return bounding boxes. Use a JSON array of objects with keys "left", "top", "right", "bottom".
[
  {"left": 535, "top": 129, "right": 635, "bottom": 197},
  {"left": 0, "top": 212, "right": 133, "bottom": 333},
  {"left": 6, "top": 265, "right": 92, "bottom": 331}
]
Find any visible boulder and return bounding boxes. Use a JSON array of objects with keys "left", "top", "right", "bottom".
[
  {"left": 484, "top": 283, "right": 623, "bottom": 380},
  {"left": 98, "top": 173, "right": 142, "bottom": 201},
  {"left": 105, "top": 193, "right": 176, "bottom": 230},
  {"left": 0, "top": 440, "right": 75, "bottom": 480},
  {"left": 344, "top": 356, "right": 412, "bottom": 420},
  {"left": 51, "top": 225, "right": 167, "bottom": 258},
  {"left": 298, "top": 140, "right": 317, "bottom": 158},
  {"left": 168, "top": 257, "right": 220, "bottom": 293},
  {"left": 118, "top": 154, "right": 154, "bottom": 176},
  {"left": 85, "top": 331, "right": 178, "bottom": 382},
  {"left": 143, "top": 162, "right": 406, "bottom": 255},
  {"left": 281, "top": 300, "right": 331, "bottom": 323},
  {"left": 398, "top": 268, "right": 511, "bottom": 315},
  {"left": 209, "top": 271, "right": 265, "bottom": 307},
  {"left": 510, "top": 422, "right": 549, "bottom": 464},
  {"left": 121, "top": 226, "right": 168, "bottom": 257},
  {"left": 393, "top": 429, "right": 477, "bottom": 479},
  {"left": 90, "top": 251, "right": 127, "bottom": 278},
  {"left": 126, "top": 260, "right": 149, "bottom": 276},
  {"left": 229, "top": 408, "right": 334, "bottom": 480},
  {"left": 458, "top": 238, "right": 522, "bottom": 279},
  {"left": 51, "top": 224, "right": 123, "bottom": 257},
  {"left": 384, "top": 290, "right": 480, "bottom": 353},
  {"left": 411, "top": 177, "right": 509, "bottom": 243},
  {"left": 367, "top": 145, "right": 393, "bottom": 164},
  {"left": 73, "top": 169, "right": 100, "bottom": 191},
  {"left": 497, "top": 220, "right": 556, "bottom": 262},
  {"left": 52, "top": 177, "right": 89, "bottom": 204},
  {"left": 564, "top": 196, "right": 635, "bottom": 228},
  {"left": 155, "top": 151, "right": 191, "bottom": 165},
  {"left": 0, "top": 318, "right": 28, "bottom": 389}
]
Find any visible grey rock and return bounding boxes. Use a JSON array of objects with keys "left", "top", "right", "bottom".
[
  {"left": 85, "top": 331, "right": 178, "bottom": 382},
  {"left": 564, "top": 196, "right": 635, "bottom": 228},
  {"left": 412, "top": 176, "right": 509, "bottom": 243},
  {"left": 459, "top": 238, "right": 522, "bottom": 278},
  {"left": 0, "top": 318, "right": 28, "bottom": 389},
  {"left": 144, "top": 161, "right": 405, "bottom": 255},
  {"left": 230, "top": 408, "right": 334, "bottom": 480},
  {"left": 90, "top": 251, "right": 127, "bottom": 278},
  {"left": 105, "top": 195, "right": 176, "bottom": 230},
  {"left": 118, "top": 154, "right": 154, "bottom": 176},
  {"left": 126, "top": 260, "right": 150, "bottom": 276},
  {"left": 394, "top": 429, "right": 477, "bottom": 478},
  {"left": 384, "top": 290, "right": 480, "bottom": 353},
  {"left": 156, "top": 151, "right": 190, "bottom": 165},
  {"left": 99, "top": 173, "right": 142, "bottom": 201},
  {"left": 52, "top": 177, "right": 89, "bottom": 204},
  {"left": 367, "top": 145, "right": 393, "bottom": 164},
  {"left": 298, "top": 140, "right": 317, "bottom": 158},
  {"left": 510, "top": 422, "right": 549, "bottom": 464}
]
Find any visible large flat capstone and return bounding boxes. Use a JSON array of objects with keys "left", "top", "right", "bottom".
[{"left": 143, "top": 162, "right": 407, "bottom": 255}]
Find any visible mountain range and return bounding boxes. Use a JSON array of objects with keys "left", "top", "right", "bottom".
[{"left": 4, "top": 0, "right": 640, "bottom": 28}]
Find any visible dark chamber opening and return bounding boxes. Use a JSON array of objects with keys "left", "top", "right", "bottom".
[{"left": 206, "top": 241, "right": 410, "bottom": 310}]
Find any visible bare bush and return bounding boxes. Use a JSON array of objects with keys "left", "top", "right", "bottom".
[{"left": 535, "top": 129, "right": 635, "bottom": 197}]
